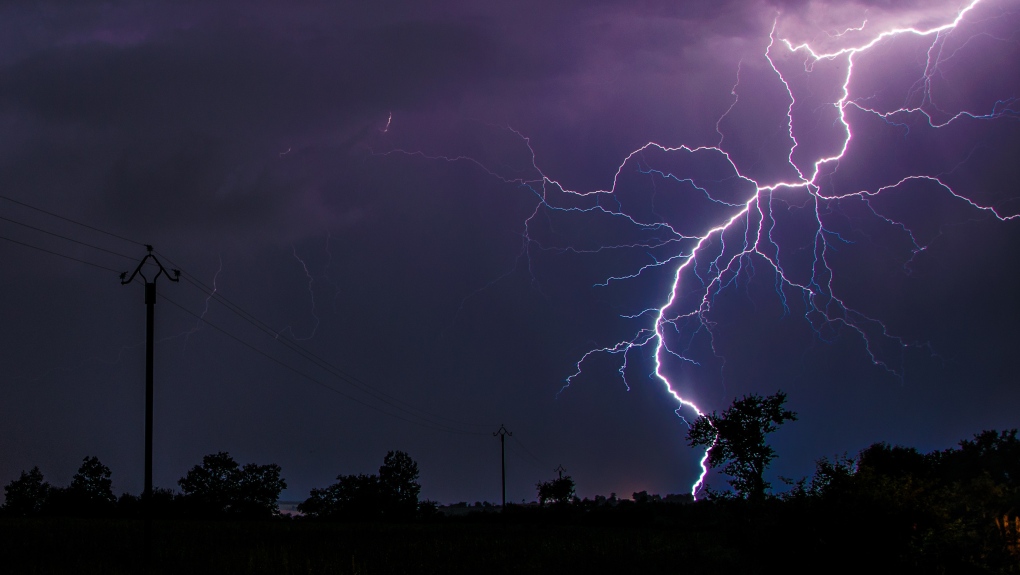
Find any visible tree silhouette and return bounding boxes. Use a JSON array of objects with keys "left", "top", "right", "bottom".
[
  {"left": 941, "top": 428, "right": 1020, "bottom": 485},
  {"left": 58, "top": 456, "right": 116, "bottom": 515},
  {"left": 300, "top": 450, "right": 422, "bottom": 521},
  {"left": 178, "top": 452, "right": 286, "bottom": 518},
  {"left": 178, "top": 452, "right": 239, "bottom": 515},
  {"left": 2, "top": 467, "right": 51, "bottom": 516},
  {"left": 70, "top": 456, "right": 115, "bottom": 503},
  {"left": 687, "top": 391, "right": 797, "bottom": 500},
  {"left": 379, "top": 450, "right": 420, "bottom": 519},
  {"left": 234, "top": 460, "right": 288, "bottom": 517},
  {"left": 536, "top": 476, "right": 575, "bottom": 506},
  {"left": 299, "top": 473, "right": 381, "bottom": 521}
]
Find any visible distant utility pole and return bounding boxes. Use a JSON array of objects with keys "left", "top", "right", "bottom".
[
  {"left": 555, "top": 464, "right": 566, "bottom": 479},
  {"left": 121, "top": 245, "right": 178, "bottom": 561},
  {"left": 493, "top": 424, "right": 512, "bottom": 509}
]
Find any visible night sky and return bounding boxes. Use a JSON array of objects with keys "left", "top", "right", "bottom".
[{"left": 2, "top": 0, "right": 1019, "bottom": 506}]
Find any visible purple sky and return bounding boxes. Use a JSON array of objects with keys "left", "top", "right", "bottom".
[{"left": 2, "top": 0, "right": 1019, "bottom": 505}]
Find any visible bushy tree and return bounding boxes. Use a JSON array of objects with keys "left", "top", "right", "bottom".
[
  {"left": 69, "top": 456, "right": 115, "bottom": 504},
  {"left": 2, "top": 467, "right": 51, "bottom": 516},
  {"left": 299, "top": 473, "right": 381, "bottom": 520},
  {"left": 379, "top": 450, "right": 420, "bottom": 518},
  {"left": 49, "top": 455, "right": 117, "bottom": 515},
  {"left": 536, "top": 476, "right": 575, "bottom": 506},
  {"left": 235, "top": 461, "right": 288, "bottom": 517},
  {"left": 687, "top": 391, "right": 797, "bottom": 500},
  {"left": 800, "top": 431, "right": 1020, "bottom": 571},
  {"left": 300, "top": 450, "right": 422, "bottom": 521},
  {"left": 178, "top": 452, "right": 239, "bottom": 514},
  {"left": 178, "top": 452, "right": 286, "bottom": 518},
  {"left": 809, "top": 453, "right": 856, "bottom": 498},
  {"left": 940, "top": 428, "right": 1020, "bottom": 485}
]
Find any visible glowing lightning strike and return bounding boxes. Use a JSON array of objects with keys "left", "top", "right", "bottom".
[{"left": 386, "top": 0, "right": 1018, "bottom": 497}]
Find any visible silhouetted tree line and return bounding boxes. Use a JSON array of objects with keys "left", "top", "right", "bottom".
[
  {"left": 783, "top": 429, "right": 1020, "bottom": 571},
  {"left": 2, "top": 450, "right": 433, "bottom": 523},
  {"left": 2, "top": 452, "right": 285, "bottom": 520},
  {"left": 507, "top": 432, "right": 1019, "bottom": 571},
  {"left": 4, "top": 403, "right": 1019, "bottom": 570},
  {"left": 508, "top": 392, "right": 1020, "bottom": 572},
  {"left": 2, "top": 456, "right": 116, "bottom": 517},
  {"left": 298, "top": 450, "right": 436, "bottom": 521}
]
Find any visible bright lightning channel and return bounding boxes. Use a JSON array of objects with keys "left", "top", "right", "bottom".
[{"left": 386, "top": 0, "right": 1017, "bottom": 498}]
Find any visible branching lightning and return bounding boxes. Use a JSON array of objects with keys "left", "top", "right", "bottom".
[{"left": 386, "top": 0, "right": 1019, "bottom": 497}]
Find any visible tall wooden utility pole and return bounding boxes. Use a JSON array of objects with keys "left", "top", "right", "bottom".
[
  {"left": 121, "top": 245, "right": 178, "bottom": 562},
  {"left": 493, "top": 424, "right": 512, "bottom": 509}
]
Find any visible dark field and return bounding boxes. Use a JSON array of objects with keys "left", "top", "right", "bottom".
[
  {"left": 0, "top": 517, "right": 748, "bottom": 575},
  {"left": 5, "top": 507, "right": 1004, "bottom": 575},
  {"left": 4, "top": 481, "right": 1019, "bottom": 575}
]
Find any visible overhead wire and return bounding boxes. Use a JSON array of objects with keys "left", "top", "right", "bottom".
[
  {"left": 0, "top": 192, "right": 498, "bottom": 437},
  {"left": 158, "top": 292, "right": 488, "bottom": 436},
  {"left": 158, "top": 251, "right": 491, "bottom": 432},
  {"left": 510, "top": 434, "right": 549, "bottom": 469},
  {"left": 0, "top": 215, "right": 137, "bottom": 261},
  {"left": 0, "top": 193, "right": 144, "bottom": 247},
  {"left": 0, "top": 233, "right": 123, "bottom": 273}
]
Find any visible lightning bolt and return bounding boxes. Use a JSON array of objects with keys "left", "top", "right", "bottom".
[
  {"left": 385, "top": 0, "right": 1018, "bottom": 497},
  {"left": 276, "top": 235, "right": 342, "bottom": 341},
  {"left": 183, "top": 255, "right": 223, "bottom": 349},
  {"left": 277, "top": 246, "right": 322, "bottom": 341}
]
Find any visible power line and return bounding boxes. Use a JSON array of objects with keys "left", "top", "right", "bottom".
[
  {"left": 176, "top": 272, "right": 486, "bottom": 432},
  {"left": 158, "top": 292, "right": 489, "bottom": 436},
  {"left": 510, "top": 434, "right": 548, "bottom": 468},
  {"left": 0, "top": 215, "right": 136, "bottom": 261},
  {"left": 0, "top": 193, "right": 144, "bottom": 247},
  {"left": 0, "top": 234, "right": 122, "bottom": 273},
  {"left": 0, "top": 197, "right": 493, "bottom": 436},
  {"left": 158, "top": 252, "right": 490, "bottom": 432},
  {"left": 504, "top": 442, "right": 545, "bottom": 475}
]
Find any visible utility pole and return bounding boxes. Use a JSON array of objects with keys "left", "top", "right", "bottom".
[
  {"left": 493, "top": 424, "right": 512, "bottom": 509},
  {"left": 554, "top": 464, "right": 566, "bottom": 479},
  {"left": 121, "top": 245, "right": 178, "bottom": 563}
]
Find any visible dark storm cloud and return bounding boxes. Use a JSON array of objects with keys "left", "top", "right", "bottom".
[
  {"left": 0, "top": 0, "right": 765, "bottom": 246},
  {"left": 0, "top": 2, "right": 564, "bottom": 244}
]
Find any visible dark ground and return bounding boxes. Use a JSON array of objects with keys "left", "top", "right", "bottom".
[{"left": 3, "top": 503, "right": 1009, "bottom": 575}]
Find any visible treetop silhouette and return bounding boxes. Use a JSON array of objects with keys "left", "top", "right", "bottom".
[{"left": 687, "top": 390, "right": 797, "bottom": 500}]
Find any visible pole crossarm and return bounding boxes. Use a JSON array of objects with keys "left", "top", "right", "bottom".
[
  {"left": 120, "top": 245, "right": 180, "bottom": 286},
  {"left": 493, "top": 424, "right": 513, "bottom": 439}
]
